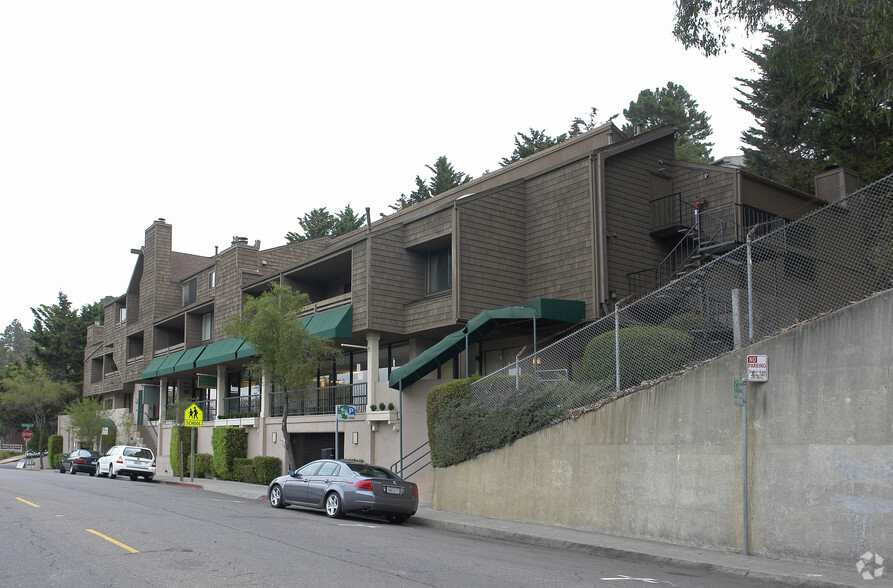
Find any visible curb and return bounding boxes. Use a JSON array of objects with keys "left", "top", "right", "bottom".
[{"left": 409, "top": 517, "right": 861, "bottom": 588}]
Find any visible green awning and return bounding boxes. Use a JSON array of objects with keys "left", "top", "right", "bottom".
[
  {"left": 195, "top": 337, "right": 246, "bottom": 369},
  {"left": 306, "top": 305, "right": 352, "bottom": 339},
  {"left": 141, "top": 356, "right": 168, "bottom": 380},
  {"left": 236, "top": 340, "right": 256, "bottom": 359},
  {"left": 388, "top": 298, "right": 585, "bottom": 389},
  {"left": 173, "top": 345, "right": 206, "bottom": 373},
  {"left": 156, "top": 351, "right": 186, "bottom": 377}
]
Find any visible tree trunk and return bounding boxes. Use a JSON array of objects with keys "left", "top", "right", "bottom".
[{"left": 281, "top": 394, "right": 294, "bottom": 470}]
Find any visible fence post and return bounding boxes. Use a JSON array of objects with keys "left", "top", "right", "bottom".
[
  {"left": 614, "top": 302, "right": 621, "bottom": 394},
  {"left": 746, "top": 230, "right": 756, "bottom": 343}
]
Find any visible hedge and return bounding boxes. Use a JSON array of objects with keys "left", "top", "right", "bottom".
[
  {"left": 580, "top": 326, "right": 693, "bottom": 390},
  {"left": 48, "top": 435, "right": 63, "bottom": 470},
  {"left": 426, "top": 375, "right": 479, "bottom": 458},
  {"left": 253, "top": 456, "right": 282, "bottom": 485},
  {"left": 211, "top": 427, "right": 247, "bottom": 481}
]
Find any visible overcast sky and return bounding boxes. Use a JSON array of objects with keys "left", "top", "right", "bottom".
[{"left": 0, "top": 1, "right": 763, "bottom": 330}]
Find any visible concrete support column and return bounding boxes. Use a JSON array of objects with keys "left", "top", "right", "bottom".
[
  {"left": 366, "top": 332, "right": 381, "bottom": 407},
  {"left": 158, "top": 378, "right": 167, "bottom": 460},
  {"left": 216, "top": 364, "right": 227, "bottom": 418}
]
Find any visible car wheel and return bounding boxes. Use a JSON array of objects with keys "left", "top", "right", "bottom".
[
  {"left": 144, "top": 475, "right": 153, "bottom": 482},
  {"left": 386, "top": 513, "right": 409, "bottom": 525},
  {"left": 109, "top": 464, "right": 116, "bottom": 479},
  {"left": 324, "top": 492, "right": 344, "bottom": 518},
  {"left": 130, "top": 474, "right": 139, "bottom": 481},
  {"left": 89, "top": 470, "right": 95, "bottom": 477},
  {"left": 269, "top": 485, "right": 285, "bottom": 509},
  {"left": 59, "top": 464, "right": 65, "bottom": 473},
  {"left": 69, "top": 465, "right": 76, "bottom": 475}
]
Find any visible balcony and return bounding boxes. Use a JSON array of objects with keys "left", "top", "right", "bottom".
[{"left": 269, "top": 383, "right": 367, "bottom": 418}]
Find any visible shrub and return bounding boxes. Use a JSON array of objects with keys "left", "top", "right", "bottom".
[
  {"left": 48, "top": 435, "right": 63, "bottom": 470},
  {"left": 426, "top": 376, "right": 479, "bottom": 458},
  {"left": 211, "top": 427, "right": 248, "bottom": 481},
  {"left": 429, "top": 374, "right": 564, "bottom": 468},
  {"left": 193, "top": 453, "right": 214, "bottom": 478},
  {"left": 580, "top": 326, "right": 692, "bottom": 390},
  {"left": 253, "top": 456, "right": 282, "bottom": 485},
  {"left": 234, "top": 458, "right": 257, "bottom": 484}
]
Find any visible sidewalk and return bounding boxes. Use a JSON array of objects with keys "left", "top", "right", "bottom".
[{"left": 152, "top": 473, "right": 867, "bottom": 587}]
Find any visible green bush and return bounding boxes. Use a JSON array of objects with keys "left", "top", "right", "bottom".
[
  {"left": 48, "top": 435, "right": 63, "bottom": 470},
  {"left": 169, "top": 426, "right": 193, "bottom": 477},
  {"left": 234, "top": 457, "right": 257, "bottom": 484},
  {"left": 253, "top": 456, "right": 282, "bottom": 485},
  {"left": 193, "top": 453, "right": 215, "bottom": 478},
  {"left": 580, "top": 326, "right": 692, "bottom": 390},
  {"left": 432, "top": 381, "right": 565, "bottom": 468},
  {"left": 211, "top": 427, "right": 247, "bottom": 481},
  {"left": 426, "top": 376, "right": 479, "bottom": 458}
]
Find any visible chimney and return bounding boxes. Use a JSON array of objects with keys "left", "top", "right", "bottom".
[
  {"left": 232, "top": 236, "right": 249, "bottom": 245},
  {"left": 815, "top": 165, "right": 860, "bottom": 203},
  {"left": 635, "top": 124, "right": 643, "bottom": 136}
]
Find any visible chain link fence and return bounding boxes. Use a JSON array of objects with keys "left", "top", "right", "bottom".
[{"left": 470, "top": 172, "right": 893, "bottom": 427}]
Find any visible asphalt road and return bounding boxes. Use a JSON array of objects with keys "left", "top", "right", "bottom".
[{"left": 1, "top": 465, "right": 774, "bottom": 587}]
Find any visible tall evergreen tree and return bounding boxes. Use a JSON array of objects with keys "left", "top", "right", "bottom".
[
  {"left": 500, "top": 129, "right": 567, "bottom": 166},
  {"left": 285, "top": 208, "right": 336, "bottom": 243},
  {"left": 0, "top": 319, "right": 32, "bottom": 371},
  {"left": 622, "top": 82, "right": 714, "bottom": 163},
  {"left": 30, "top": 293, "right": 102, "bottom": 394},
  {"left": 391, "top": 156, "right": 472, "bottom": 211},
  {"left": 568, "top": 107, "right": 600, "bottom": 138},
  {"left": 331, "top": 204, "right": 365, "bottom": 237},
  {"left": 736, "top": 3, "right": 893, "bottom": 189},
  {"left": 286, "top": 204, "right": 366, "bottom": 243}
]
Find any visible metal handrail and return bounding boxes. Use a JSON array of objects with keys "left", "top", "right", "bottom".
[{"left": 392, "top": 441, "right": 431, "bottom": 480}]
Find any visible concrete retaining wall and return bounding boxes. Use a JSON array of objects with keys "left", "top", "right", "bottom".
[{"left": 434, "top": 289, "right": 893, "bottom": 566}]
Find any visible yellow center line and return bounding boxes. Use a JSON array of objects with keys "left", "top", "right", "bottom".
[
  {"left": 15, "top": 497, "right": 40, "bottom": 508},
  {"left": 86, "top": 529, "right": 140, "bottom": 554}
]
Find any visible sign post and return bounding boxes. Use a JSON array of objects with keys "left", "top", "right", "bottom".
[
  {"left": 738, "top": 355, "right": 766, "bottom": 557},
  {"left": 184, "top": 404, "right": 204, "bottom": 483},
  {"left": 21, "top": 425, "right": 33, "bottom": 466},
  {"left": 335, "top": 405, "right": 356, "bottom": 461}
]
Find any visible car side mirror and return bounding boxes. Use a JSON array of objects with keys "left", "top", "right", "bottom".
[{"left": 288, "top": 470, "right": 296, "bottom": 477}]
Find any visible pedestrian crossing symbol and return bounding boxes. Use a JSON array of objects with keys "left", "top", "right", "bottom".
[{"left": 184, "top": 403, "right": 203, "bottom": 427}]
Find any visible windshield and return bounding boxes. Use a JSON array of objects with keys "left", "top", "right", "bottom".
[
  {"left": 346, "top": 463, "right": 400, "bottom": 479},
  {"left": 123, "top": 447, "right": 154, "bottom": 459}
]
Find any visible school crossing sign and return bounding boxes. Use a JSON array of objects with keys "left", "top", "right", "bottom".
[{"left": 184, "top": 403, "right": 204, "bottom": 427}]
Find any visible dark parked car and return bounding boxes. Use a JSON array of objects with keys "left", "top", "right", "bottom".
[
  {"left": 268, "top": 459, "right": 418, "bottom": 524},
  {"left": 59, "top": 449, "right": 100, "bottom": 475}
]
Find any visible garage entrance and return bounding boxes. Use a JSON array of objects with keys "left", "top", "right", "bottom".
[{"left": 290, "top": 432, "right": 344, "bottom": 467}]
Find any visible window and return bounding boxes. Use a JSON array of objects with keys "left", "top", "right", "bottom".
[
  {"left": 201, "top": 312, "right": 213, "bottom": 341},
  {"left": 209, "top": 271, "right": 216, "bottom": 289},
  {"left": 181, "top": 279, "right": 197, "bottom": 307},
  {"left": 118, "top": 307, "right": 127, "bottom": 323},
  {"left": 317, "top": 462, "right": 340, "bottom": 476},
  {"left": 427, "top": 248, "right": 452, "bottom": 294}
]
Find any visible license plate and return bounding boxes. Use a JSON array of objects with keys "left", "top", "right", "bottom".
[{"left": 385, "top": 486, "right": 403, "bottom": 495}]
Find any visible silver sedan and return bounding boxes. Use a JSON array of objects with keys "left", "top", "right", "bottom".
[{"left": 268, "top": 459, "right": 418, "bottom": 524}]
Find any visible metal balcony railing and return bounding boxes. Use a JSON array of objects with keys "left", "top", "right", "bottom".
[{"left": 269, "top": 383, "right": 367, "bottom": 418}]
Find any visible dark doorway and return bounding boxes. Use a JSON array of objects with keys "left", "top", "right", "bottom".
[{"left": 289, "top": 432, "right": 345, "bottom": 467}]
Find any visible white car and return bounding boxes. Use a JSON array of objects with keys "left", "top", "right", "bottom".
[{"left": 97, "top": 445, "right": 156, "bottom": 482}]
